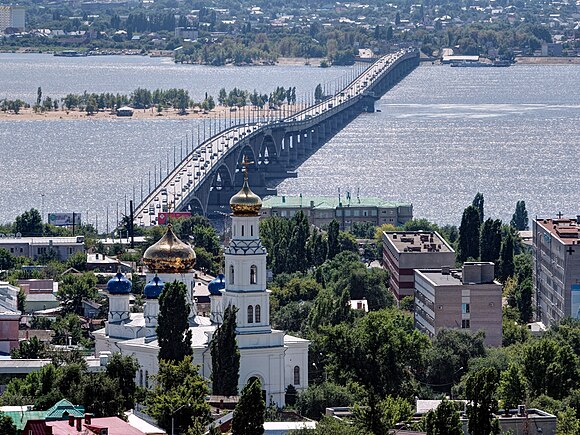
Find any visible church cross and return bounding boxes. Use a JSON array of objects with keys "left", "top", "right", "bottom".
[
  {"left": 241, "top": 155, "right": 254, "bottom": 180},
  {"left": 166, "top": 199, "right": 175, "bottom": 225},
  {"left": 567, "top": 246, "right": 575, "bottom": 256}
]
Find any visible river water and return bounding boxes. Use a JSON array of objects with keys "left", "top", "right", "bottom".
[{"left": 1, "top": 54, "right": 579, "bottom": 228}]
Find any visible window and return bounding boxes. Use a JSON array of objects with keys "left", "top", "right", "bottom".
[
  {"left": 294, "top": 366, "right": 300, "bottom": 385},
  {"left": 250, "top": 265, "right": 257, "bottom": 285},
  {"left": 229, "top": 265, "right": 235, "bottom": 285},
  {"left": 251, "top": 225, "right": 254, "bottom": 236},
  {"left": 248, "top": 305, "right": 254, "bottom": 323},
  {"left": 10, "top": 248, "right": 14, "bottom": 253},
  {"left": 241, "top": 225, "right": 244, "bottom": 237},
  {"left": 462, "top": 303, "right": 470, "bottom": 314},
  {"left": 145, "top": 370, "right": 149, "bottom": 388},
  {"left": 461, "top": 319, "right": 470, "bottom": 329},
  {"left": 255, "top": 305, "right": 261, "bottom": 323}
]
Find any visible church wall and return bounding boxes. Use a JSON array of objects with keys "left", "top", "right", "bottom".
[{"left": 284, "top": 343, "right": 309, "bottom": 393}]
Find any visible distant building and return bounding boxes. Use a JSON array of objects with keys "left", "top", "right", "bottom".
[
  {"left": 17, "top": 279, "right": 59, "bottom": 313},
  {"left": 0, "top": 236, "right": 85, "bottom": 261},
  {"left": 0, "top": 281, "right": 21, "bottom": 354},
  {"left": 533, "top": 216, "right": 580, "bottom": 327},
  {"left": 382, "top": 231, "right": 455, "bottom": 299},
  {"left": 261, "top": 195, "right": 413, "bottom": 230},
  {"left": 3, "top": 399, "right": 84, "bottom": 433},
  {"left": 175, "top": 26, "right": 198, "bottom": 39},
  {"left": 0, "top": 5, "right": 25, "bottom": 32},
  {"left": 25, "top": 414, "right": 148, "bottom": 435},
  {"left": 541, "top": 42, "right": 563, "bottom": 56},
  {"left": 414, "top": 262, "right": 503, "bottom": 347}
]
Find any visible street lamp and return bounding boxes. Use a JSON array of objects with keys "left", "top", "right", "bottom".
[{"left": 171, "top": 403, "right": 191, "bottom": 435}]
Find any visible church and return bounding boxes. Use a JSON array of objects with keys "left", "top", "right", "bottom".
[{"left": 94, "top": 167, "right": 309, "bottom": 406}]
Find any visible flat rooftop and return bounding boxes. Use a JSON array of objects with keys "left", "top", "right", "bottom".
[
  {"left": 535, "top": 218, "right": 580, "bottom": 245},
  {"left": 263, "top": 195, "right": 411, "bottom": 210},
  {"left": 418, "top": 269, "right": 464, "bottom": 286},
  {"left": 384, "top": 231, "right": 454, "bottom": 254},
  {"left": 0, "top": 236, "right": 84, "bottom": 245}
]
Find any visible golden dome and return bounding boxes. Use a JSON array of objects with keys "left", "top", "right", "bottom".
[
  {"left": 230, "top": 156, "right": 262, "bottom": 216},
  {"left": 142, "top": 224, "right": 196, "bottom": 274}
]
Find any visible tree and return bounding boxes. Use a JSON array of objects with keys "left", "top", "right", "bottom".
[
  {"left": 465, "top": 367, "right": 500, "bottom": 435},
  {"left": 14, "top": 208, "right": 43, "bottom": 236},
  {"left": 37, "top": 86, "right": 42, "bottom": 106},
  {"left": 326, "top": 219, "right": 340, "bottom": 260},
  {"left": 424, "top": 399, "right": 463, "bottom": 435},
  {"left": 510, "top": 201, "right": 529, "bottom": 231},
  {"left": 232, "top": 378, "right": 265, "bottom": 435},
  {"left": 285, "top": 384, "right": 298, "bottom": 406},
  {"left": 287, "top": 211, "right": 310, "bottom": 272},
  {"left": 355, "top": 395, "right": 413, "bottom": 433},
  {"left": 57, "top": 273, "right": 98, "bottom": 315},
  {"left": 498, "top": 232, "right": 515, "bottom": 282},
  {"left": 157, "top": 281, "right": 193, "bottom": 362},
  {"left": 0, "top": 248, "right": 16, "bottom": 270},
  {"left": 106, "top": 353, "right": 140, "bottom": 410},
  {"left": 211, "top": 305, "right": 240, "bottom": 396},
  {"left": 314, "top": 84, "right": 323, "bottom": 103},
  {"left": 147, "top": 356, "right": 210, "bottom": 432},
  {"left": 81, "top": 372, "right": 124, "bottom": 417},
  {"left": 458, "top": 206, "right": 481, "bottom": 262},
  {"left": 296, "top": 382, "right": 357, "bottom": 419},
  {"left": 11, "top": 336, "right": 47, "bottom": 359},
  {"left": 0, "top": 412, "right": 16, "bottom": 434},
  {"left": 498, "top": 363, "right": 527, "bottom": 412},
  {"left": 480, "top": 219, "right": 502, "bottom": 263},
  {"left": 557, "top": 407, "right": 580, "bottom": 435},
  {"left": 17, "top": 288, "right": 26, "bottom": 313},
  {"left": 472, "top": 192, "right": 485, "bottom": 224}
]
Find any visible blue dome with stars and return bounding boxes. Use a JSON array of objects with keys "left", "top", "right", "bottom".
[
  {"left": 144, "top": 276, "right": 164, "bottom": 299},
  {"left": 208, "top": 274, "right": 225, "bottom": 296},
  {"left": 107, "top": 272, "right": 132, "bottom": 295}
]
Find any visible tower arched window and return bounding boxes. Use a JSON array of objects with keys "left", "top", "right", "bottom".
[
  {"left": 250, "top": 265, "right": 257, "bottom": 285},
  {"left": 294, "top": 366, "right": 300, "bottom": 385},
  {"left": 255, "top": 304, "right": 261, "bottom": 323},
  {"left": 241, "top": 225, "right": 244, "bottom": 237},
  {"left": 251, "top": 225, "right": 254, "bottom": 236},
  {"left": 229, "top": 265, "right": 234, "bottom": 285},
  {"left": 247, "top": 305, "right": 254, "bottom": 323}
]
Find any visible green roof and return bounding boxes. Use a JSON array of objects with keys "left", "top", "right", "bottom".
[
  {"left": 262, "top": 195, "right": 411, "bottom": 210},
  {"left": 3, "top": 399, "right": 84, "bottom": 430}
]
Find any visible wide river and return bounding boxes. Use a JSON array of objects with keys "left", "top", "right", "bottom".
[{"left": 1, "top": 54, "right": 579, "bottom": 229}]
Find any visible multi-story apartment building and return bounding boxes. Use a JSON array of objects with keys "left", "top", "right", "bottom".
[
  {"left": 414, "top": 262, "right": 503, "bottom": 347},
  {"left": 0, "top": 6, "right": 25, "bottom": 32},
  {"left": 382, "top": 230, "right": 455, "bottom": 299},
  {"left": 261, "top": 195, "right": 413, "bottom": 230},
  {"left": 0, "top": 235, "right": 85, "bottom": 261},
  {"left": 533, "top": 216, "right": 580, "bottom": 327}
]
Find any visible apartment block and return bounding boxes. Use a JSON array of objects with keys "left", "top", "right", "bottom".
[
  {"left": 414, "top": 262, "right": 503, "bottom": 347},
  {"left": 0, "top": 235, "right": 85, "bottom": 261},
  {"left": 0, "top": 6, "right": 25, "bottom": 32},
  {"left": 533, "top": 216, "right": 580, "bottom": 327},
  {"left": 382, "top": 230, "right": 455, "bottom": 299}
]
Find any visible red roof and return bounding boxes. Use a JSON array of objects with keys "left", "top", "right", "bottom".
[{"left": 47, "top": 417, "right": 146, "bottom": 435}]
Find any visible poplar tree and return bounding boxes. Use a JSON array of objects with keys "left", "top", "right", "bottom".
[
  {"left": 499, "top": 232, "right": 515, "bottom": 282},
  {"left": 287, "top": 211, "right": 310, "bottom": 272},
  {"left": 458, "top": 206, "right": 481, "bottom": 262},
  {"left": 232, "top": 378, "right": 265, "bottom": 435},
  {"left": 480, "top": 219, "right": 502, "bottom": 263},
  {"left": 472, "top": 192, "right": 485, "bottom": 224},
  {"left": 211, "top": 305, "right": 240, "bottom": 396},
  {"left": 465, "top": 367, "right": 500, "bottom": 435},
  {"left": 510, "top": 201, "right": 529, "bottom": 231},
  {"left": 327, "top": 219, "right": 340, "bottom": 260},
  {"left": 157, "top": 281, "right": 193, "bottom": 362},
  {"left": 424, "top": 399, "right": 463, "bottom": 435}
]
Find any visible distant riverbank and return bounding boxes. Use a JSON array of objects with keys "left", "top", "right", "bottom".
[
  {"left": 0, "top": 104, "right": 303, "bottom": 122},
  {"left": 515, "top": 56, "right": 580, "bottom": 65}
]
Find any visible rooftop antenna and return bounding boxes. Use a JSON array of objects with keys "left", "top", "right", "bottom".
[
  {"left": 338, "top": 187, "right": 341, "bottom": 205},
  {"left": 357, "top": 187, "right": 360, "bottom": 204}
]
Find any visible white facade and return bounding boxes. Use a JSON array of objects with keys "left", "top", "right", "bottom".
[
  {"left": 94, "top": 212, "right": 309, "bottom": 406},
  {"left": 0, "top": 6, "right": 25, "bottom": 32}
]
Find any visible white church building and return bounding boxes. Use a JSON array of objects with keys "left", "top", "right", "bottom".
[{"left": 94, "top": 168, "right": 309, "bottom": 405}]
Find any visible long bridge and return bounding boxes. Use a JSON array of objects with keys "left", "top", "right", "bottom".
[{"left": 134, "top": 49, "right": 419, "bottom": 226}]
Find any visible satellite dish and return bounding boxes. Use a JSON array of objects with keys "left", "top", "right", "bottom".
[{"left": 15, "top": 232, "right": 21, "bottom": 238}]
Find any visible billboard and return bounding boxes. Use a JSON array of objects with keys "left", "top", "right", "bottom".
[
  {"left": 48, "top": 213, "right": 81, "bottom": 226},
  {"left": 158, "top": 212, "right": 191, "bottom": 225},
  {"left": 572, "top": 284, "right": 580, "bottom": 320}
]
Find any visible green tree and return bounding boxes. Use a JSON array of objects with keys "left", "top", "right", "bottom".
[
  {"left": 472, "top": 192, "right": 485, "bottom": 224},
  {"left": 498, "top": 232, "right": 515, "bottom": 282},
  {"left": 52, "top": 313, "right": 84, "bottom": 345},
  {"left": 480, "top": 219, "right": 502, "bottom": 263},
  {"left": 14, "top": 208, "right": 43, "bottom": 236},
  {"left": 296, "top": 382, "right": 357, "bottom": 419},
  {"left": 147, "top": 356, "right": 210, "bottom": 432},
  {"left": 498, "top": 363, "right": 527, "bottom": 412},
  {"left": 81, "top": 372, "right": 124, "bottom": 417},
  {"left": 17, "top": 288, "right": 26, "bottom": 313},
  {"left": 66, "top": 251, "right": 87, "bottom": 271},
  {"left": 11, "top": 336, "right": 47, "bottom": 359},
  {"left": 57, "top": 273, "right": 98, "bottom": 315},
  {"left": 0, "top": 248, "right": 16, "bottom": 270},
  {"left": 458, "top": 205, "right": 481, "bottom": 262},
  {"left": 510, "top": 201, "right": 529, "bottom": 231},
  {"left": 326, "top": 219, "right": 340, "bottom": 260},
  {"left": 354, "top": 395, "right": 413, "bottom": 433},
  {"left": 37, "top": 86, "right": 42, "bottom": 106},
  {"left": 557, "top": 407, "right": 580, "bottom": 435},
  {"left": 157, "top": 281, "right": 193, "bottom": 362},
  {"left": 210, "top": 305, "right": 240, "bottom": 396},
  {"left": 465, "top": 367, "right": 500, "bottom": 435},
  {"left": 106, "top": 353, "right": 140, "bottom": 410},
  {"left": 0, "top": 412, "right": 16, "bottom": 434},
  {"left": 287, "top": 211, "right": 310, "bottom": 272},
  {"left": 232, "top": 378, "right": 265, "bottom": 435},
  {"left": 424, "top": 399, "right": 463, "bottom": 435}
]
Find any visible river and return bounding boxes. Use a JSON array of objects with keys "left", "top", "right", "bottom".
[{"left": 1, "top": 54, "right": 579, "bottom": 228}]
